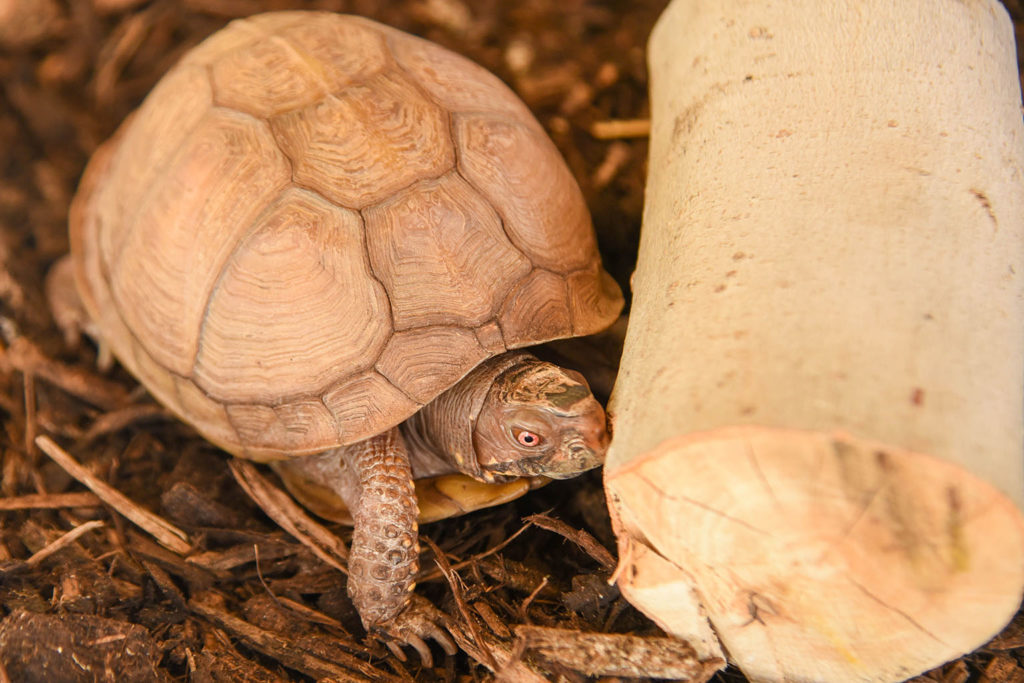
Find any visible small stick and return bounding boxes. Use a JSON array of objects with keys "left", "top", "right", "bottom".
[
  {"left": 517, "top": 576, "right": 548, "bottom": 622},
  {"left": 81, "top": 404, "right": 167, "bottom": 443},
  {"left": 25, "top": 519, "right": 105, "bottom": 567},
  {"left": 228, "top": 459, "right": 348, "bottom": 573},
  {"left": 22, "top": 371, "right": 36, "bottom": 457},
  {"left": 273, "top": 594, "right": 348, "bottom": 631},
  {"left": 34, "top": 435, "right": 191, "bottom": 554},
  {"left": 0, "top": 491, "right": 101, "bottom": 511},
  {"left": 589, "top": 118, "right": 650, "bottom": 140},
  {"left": 592, "top": 141, "right": 631, "bottom": 189},
  {"left": 523, "top": 513, "right": 616, "bottom": 570}
]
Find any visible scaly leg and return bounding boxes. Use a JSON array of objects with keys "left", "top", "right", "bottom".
[
  {"left": 274, "top": 429, "right": 454, "bottom": 664},
  {"left": 346, "top": 428, "right": 420, "bottom": 625}
]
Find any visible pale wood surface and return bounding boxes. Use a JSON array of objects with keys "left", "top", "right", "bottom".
[
  {"left": 605, "top": 0, "right": 1024, "bottom": 680},
  {"left": 70, "top": 12, "right": 623, "bottom": 459}
]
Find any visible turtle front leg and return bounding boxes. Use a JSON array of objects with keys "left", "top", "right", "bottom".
[{"left": 345, "top": 428, "right": 455, "bottom": 664}]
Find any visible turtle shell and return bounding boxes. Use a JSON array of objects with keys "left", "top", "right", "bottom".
[{"left": 70, "top": 11, "right": 623, "bottom": 461}]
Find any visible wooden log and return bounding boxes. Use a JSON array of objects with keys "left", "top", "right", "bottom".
[{"left": 604, "top": 1, "right": 1024, "bottom": 681}]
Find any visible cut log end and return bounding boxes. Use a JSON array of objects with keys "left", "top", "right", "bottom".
[{"left": 606, "top": 426, "right": 1024, "bottom": 682}]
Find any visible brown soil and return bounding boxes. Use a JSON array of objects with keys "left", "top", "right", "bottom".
[{"left": 1, "top": 1, "right": 1023, "bottom": 681}]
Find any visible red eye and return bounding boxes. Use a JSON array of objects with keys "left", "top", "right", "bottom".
[{"left": 514, "top": 429, "right": 542, "bottom": 447}]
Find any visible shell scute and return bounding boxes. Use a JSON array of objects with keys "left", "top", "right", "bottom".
[
  {"left": 364, "top": 172, "right": 531, "bottom": 331},
  {"left": 211, "top": 15, "right": 389, "bottom": 118},
  {"left": 322, "top": 371, "right": 420, "bottom": 442},
  {"left": 270, "top": 69, "right": 454, "bottom": 209},
  {"left": 274, "top": 13, "right": 389, "bottom": 91},
  {"left": 193, "top": 187, "right": 390, "bottom": 404},
  {"left": 389, "top": 31, "right": 537, "bottom": 126},
  {"left": 129, "top": 339, "right": 183, "bottom": 414},
  {"left": 456, "top": 114, "right": 597, "bottom": 274},
  {"left": 567, "top": 266, "right": 625, "bottom": 336},
  {"left": 174, "top": 376, "right": 239, "bottom": 454},
  {"left": 376, "top": 326, "right": 489, "bottom": 404},
  {"left": 498, "top": 270, "right": 573, "bottom": 345},
  {"left": 109, "top": 109, "right": 289, "bottom": 376},
  {"left": 96, "top": 65, "right": 212, "bottom": 268},
  {"left": 210, "top": 37, "right": 330, "bottom": 118},
  {"left": 225, "top": 398, "right": 340, "bottom": 461}
]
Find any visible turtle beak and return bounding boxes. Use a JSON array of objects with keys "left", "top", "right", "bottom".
[{"left": 544, "top": 397, "right": 610, "bottom": 479}]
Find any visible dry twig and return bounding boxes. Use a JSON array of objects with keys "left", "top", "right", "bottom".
[
  {"left": 0, "top": 491, "right": 101, "bottom": 510},
  {"left": 24, "top": 519, "right": 105, "bottom": 567},
  {"left": 589, "top": 118, "right": 651, "bottom": 139},
  {"left": 523, "top": 513, "right": 616, "bottom": 570},
  {"left": 227, "top": 459, "right": 348, "bottom": 572},
  {"left": 34, "top": 435, "right": 191, "bottom": 553}
]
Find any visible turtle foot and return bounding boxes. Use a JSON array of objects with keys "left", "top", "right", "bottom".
[{"left": 375, "top": 594, "right": 455, "bottom": 667}]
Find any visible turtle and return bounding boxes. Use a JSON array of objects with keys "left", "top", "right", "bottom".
[{"left": 65, "top": 11, "right": 624, "bottom": 660}]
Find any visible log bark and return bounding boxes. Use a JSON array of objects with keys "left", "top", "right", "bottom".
[{"left": 604, "top": 1, "right": 1024, "bottom": 681}]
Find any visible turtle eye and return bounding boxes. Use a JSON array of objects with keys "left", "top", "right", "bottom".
[{"left": 513, "top": 428, "right": 542, "bottom": 447}]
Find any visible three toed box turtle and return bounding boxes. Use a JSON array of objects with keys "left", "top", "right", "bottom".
[{"left": 67, "top": 11, "right": 623, "bottom": 656}]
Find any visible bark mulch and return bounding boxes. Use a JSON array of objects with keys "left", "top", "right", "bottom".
[{"left": 2, "top": 0, "right": 1023, "bottom": 680}]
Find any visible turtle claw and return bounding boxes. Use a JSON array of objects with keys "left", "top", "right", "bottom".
[{"left": 376, "top": 595, "right": 456, "bottom": 667}]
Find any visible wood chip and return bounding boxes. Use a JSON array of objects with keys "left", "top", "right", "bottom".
[
  {"left": 0, "top": 610, "right": 169, "bottom": 682},
  {"left": 238, "top": 595, "right": 389, "bottom": 674},
  {"left": 35, "top": 435, "right": 191, "bottom": 554},
  {"left": 989, "top": 611, "right": 1024, "bottom": 650},
  {"left": 139, "top": 558, "right": 186, "bottom": 609},
  {"left": 933, "top": 660, "right": 971, "bottom": 683},
  {"left": 0, "top": 0, "right": 63, "bottom": 49},
  {"left": 188, "top": 593, "right": 378, "bottom": 683},
  {"left": 272, "top": 594, "right": 347, "bottom": 630},
  {"left": 982, "top": 654, "right": 1024, "bottom": 683},
  {"left": 125, "top": 530, "right": 218, "bottom": 589},
  {"left": 91, "top": 0, "right": 150, "bottom": 14},
  {"left": 92, "top": 9, "right": 155, "bottom": 107},
  {"left": 515, "top": 626, "right": 725, "bottom": 680},
  {"left": 473, "top": 601, "right": 512, "bottom": 640}
]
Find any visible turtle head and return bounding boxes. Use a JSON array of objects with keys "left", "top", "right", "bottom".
[{"left": 472, "top": 359, "right": 609, "bottom": 482}]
